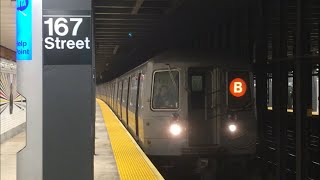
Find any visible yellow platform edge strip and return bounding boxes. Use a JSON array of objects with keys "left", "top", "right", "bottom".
[{"left": 97, "top": 99, "right": 164, "bottom": 180}]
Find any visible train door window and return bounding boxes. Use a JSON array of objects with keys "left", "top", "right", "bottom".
[
  {"left": 122, "top": 78, "right": 129, "bottom": 123},
  {"left": 111, "top": 83, "right": 114, "bottom": 107},
  {"left": 106, "top": 85, "right": 109, "bottom": 104},
  {"left": 267, "top": 73, "right": 273, "bottom": 110},
  {"left": 253, "top": 75, "right": 256, "bottom": 99},
  {"left": 312, "top": 65, "right": 319, "bottom": 115},
  {"left": 138, "top": 73, "right": 145, "bottom": 110},
  {"left": 107, "top": 84, "right": 111, "bottom": 105},
  {"left": 127, "top": 77, "right": 131, "bottom": 123},
  {"left": 110, "top": 84, "right": 113, "bottom": 104},
  {"left": 191, "top": 76, "right": 203, "bottom": 92},
  {"left": 111, "top": 83, "right": 113, "bottom": 107},
  {"left": 108, "top": 85, "right": 110, "bottom": 104},
  {"left": 120, "top": 81, "right": 124, "bottom": 118},
  {"left": 114, "top": 82, "right": 117, "bottom": 109},
  {"left": 152, "top": 70, "right": 179, "bottom": 110},
  {"left": 112, "top": 83, "right": 115, "bottom": 107},
  {"left": 114, "top": 82, "right": 118, "bottom": 112},
  {"left": 288, "top": 71, "right": 294, "bottom": 110},
  {"left": 129, "top": 75, "right": 138, "bottom": 112},
  {"left": 118, "top": 81, "right": 122, "bottom": 117},
  {"left": 114, "top": 82, "right": 116, "bottom": 108},
  {"left": 122, "top": 79, "right": 128, "bottom": 107}
]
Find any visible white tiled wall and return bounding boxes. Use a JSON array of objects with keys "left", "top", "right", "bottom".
[{"left": 0, "top": 58, "right": 26, "bottom": 141}]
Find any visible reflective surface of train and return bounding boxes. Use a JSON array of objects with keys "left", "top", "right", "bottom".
[{"left": 97, "top": 51, "right": 257, "bottom": 160}]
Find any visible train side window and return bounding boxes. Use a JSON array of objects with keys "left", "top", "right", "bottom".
[{"left": 152, "top": 70, "right": 179, "bottom": 110}]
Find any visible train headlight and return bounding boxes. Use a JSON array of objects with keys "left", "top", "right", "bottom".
[
  {"left": 228, "top": 124, "right": 237, "bottom": 133},
  {"left": 169, "top": 123, "right": 182, "bottom": 136}
]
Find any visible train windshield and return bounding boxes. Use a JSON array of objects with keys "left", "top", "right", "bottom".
[{"left": 152, "top": 70, "right": 179, "bottom": 109}]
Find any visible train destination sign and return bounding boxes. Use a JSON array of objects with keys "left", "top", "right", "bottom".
[
  {"left": 229, "top": 78, "right": 247, "bottom": 97},
  {"left": 43, "top": 11, "right": 92, "bottom": 65},
  {"left": 16, "top": 0, "right": 32, "bottom": 60}
]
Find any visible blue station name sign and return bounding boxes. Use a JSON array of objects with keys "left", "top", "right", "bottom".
[{"left": 16, "top": 0, "right": 32, "bottom": 60}]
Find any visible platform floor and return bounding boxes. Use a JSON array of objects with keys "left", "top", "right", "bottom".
[
  {"left": 95, "top": 102, "right": 120, "bottom": 180},
  {"left": 0, "top": 132, "right": 25, "bottom": 180},
  {"left": 1, "top": 101, "right": 162, "bottom": 180}
]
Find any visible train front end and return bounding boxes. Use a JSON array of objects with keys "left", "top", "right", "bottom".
[{"left": 183, "top": 67, "right": 256, "bottom": 157}]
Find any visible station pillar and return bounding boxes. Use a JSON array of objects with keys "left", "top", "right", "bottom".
[{"left": 16, "top": 0, "right": 94, "bottom": 180}]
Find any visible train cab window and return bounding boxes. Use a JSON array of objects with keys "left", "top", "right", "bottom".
[{"left": 152, "top": 70, "right": 179, "bottom": 110}]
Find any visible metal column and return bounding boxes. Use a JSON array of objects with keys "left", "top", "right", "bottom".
[
  {"left": 17, "top": 0, "right": 94, "bottom": 180},
  {"left": 254, "top": 0, "right": 268, "bottom": 176},
  {"left": 272, "top": 0, "right": 288, "bottom": 179}
]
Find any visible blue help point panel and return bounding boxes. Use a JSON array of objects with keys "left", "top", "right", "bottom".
[{"left": 16, "top": 0, "right": 32, "bottom": 60}]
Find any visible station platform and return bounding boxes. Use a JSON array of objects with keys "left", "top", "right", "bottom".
[{"left": 1, "top": 100, "right": 163, "bottom": 180}]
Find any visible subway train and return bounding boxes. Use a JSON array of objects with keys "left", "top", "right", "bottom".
[{"left": 96, "top": 51, "right": 257, "bottom": 165}]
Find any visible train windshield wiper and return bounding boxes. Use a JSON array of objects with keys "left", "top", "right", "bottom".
[{"left": 166, "top": 64, "right": 178, "bottom": 90}]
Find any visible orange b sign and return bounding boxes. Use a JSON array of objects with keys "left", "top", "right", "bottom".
[{"left": 229, "top": 78, "right": 247, "bottom": 97}]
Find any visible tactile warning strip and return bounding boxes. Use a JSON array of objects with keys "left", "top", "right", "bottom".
[{"left": 97, "top": 99, "right": 164, "bottom": 180}]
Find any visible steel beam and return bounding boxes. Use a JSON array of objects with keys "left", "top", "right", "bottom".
[{"left": 132, "top": 0, "right": 144, "bottom": 14}]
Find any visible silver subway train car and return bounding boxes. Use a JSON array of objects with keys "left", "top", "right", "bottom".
[{"left": 97, "top": 51, "right": 257, "bottom": 160}]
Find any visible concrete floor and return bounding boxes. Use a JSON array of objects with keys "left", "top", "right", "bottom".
[
  {"left": 0, "top": 103, "right": 119, "bottom": 180},
  {"left": 0, "top": 132, "right": 25, "bottom": 180},
  {"left": 94, "top": 103, "right": 120, "bottom": 180}
]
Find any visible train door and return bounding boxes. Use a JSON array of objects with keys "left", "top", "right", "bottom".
[
  {"left": 119, "top": 80, "right": 123, "bottom": 119},
  {"left": 188, "top": 67, "right": 214, "bottom": 146},
  {"left": 118, "top": 81, "right": 123, "bottom": 118},
  {"left": 136, "top": 72, "right": 145, "bottom": 141},
  {"left": 128, "top": 74, "right": 138, "bottom": 134},
  {"left": 126, "top": 78, "right": 131, "bottom": 125},
  {"left": 122, "top": 79, "right": 129, "bottom": 124}
]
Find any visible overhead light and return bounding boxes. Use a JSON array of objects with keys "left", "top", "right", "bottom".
[{"left": 128, "top": 32, "right": 134, "bottom": 38}]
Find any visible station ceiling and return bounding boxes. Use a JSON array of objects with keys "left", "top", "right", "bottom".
[
  {"left": 93, "top": 0, "right": 187, "bottom": 78},
  {"left": 1, "top": 0, "right": 319, "bottom": 81},
  {"left": 93, "top": 0, "right": 246, "bottom": 80}
]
